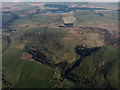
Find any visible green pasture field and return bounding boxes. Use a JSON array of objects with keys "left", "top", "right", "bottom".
[
  {"left": 62, "top": 79, "right": 77, "bottom": 88},
  {"left": 72, "top": 46, "right": 118, "bottom": 88},
  {"left": 2, "top": 47, "right": 55, "bottom": 88},
  {"left": 9, "top": 14, "right": 63, "bottom": 29},
  {"left": 2, "top": 40, "right": 9, "bottom": 52},
  {"left": 74, "top": 11, "right": 118, "bottom": 26}
]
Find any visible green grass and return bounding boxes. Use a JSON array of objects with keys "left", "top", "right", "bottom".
[
  {"left": 3, "top": 48, "right": 24, "bottom": 83},
  {"left": 13, "top": 80, "right": 55, "bottom": 88},
  {"left": 2, "top": 40, "right": 9, "bottom": 52},
  {"left": 106, "top": 61, "right": 118, "bottom": 88},
  {"left": 9, "top": 14, "right": 63, "bottom": 30},
  {"left": 13, "top": 61, "right": 55, "bottom": 88},
  {"left": 2, "top": 47, "right": 55, "bottom": 88},
  {"left": 73, "top": 46, "right": 118, "bottom": 88},
  {"left": 62, "top": 80, "right": 77, "bottom": 88},
  {"left": 74, "top": 11, "right": 118, "bottom": 26}
]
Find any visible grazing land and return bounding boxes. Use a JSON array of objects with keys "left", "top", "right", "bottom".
[{"left": 2, "top": 2, "right": 118, "bottom": 88}]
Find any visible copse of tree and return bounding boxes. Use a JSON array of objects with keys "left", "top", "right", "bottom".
[
  {"left": 24, "top": 45, "right": 56, "bottom": 68},
  {"left": 75, "top": 46, "right": 101, "bottom": 57}
]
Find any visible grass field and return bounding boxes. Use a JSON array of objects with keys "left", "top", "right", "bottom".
[
  {"left": 74, "top": 11, "right": 117, "bottom": 26},
  {"left": 9, "top": 14, "right": 63, "bottom": 30},
  {"left": 62, "top": 79, "right": 77, "bottom": 88},
  {"left": 2, "top": 47, "right": 55, "bottom": 88},
  {"left": 72, "top": 46, "right": 118, "bottom": 88},
  {"left": 2, "top": 40, "right": 9, "bottom": 52}
]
